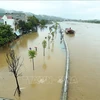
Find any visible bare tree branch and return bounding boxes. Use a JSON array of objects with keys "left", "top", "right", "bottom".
[{"left": 6, "top": 50, "right": 23, "bottom": 96}]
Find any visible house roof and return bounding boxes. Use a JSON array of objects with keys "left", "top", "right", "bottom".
[
  {"left": 7, "top": 15, "right": 13, "bottom": 19},
  {"left": 0, "top": 16, "right": 3, "bottom": 19}
]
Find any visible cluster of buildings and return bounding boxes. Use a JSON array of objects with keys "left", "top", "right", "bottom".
[{"left": 0, "top": 13, "right": 27, "bottom": 36}]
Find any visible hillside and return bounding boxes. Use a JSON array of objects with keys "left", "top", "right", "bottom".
[{"left": 0, "top": 8, "right": 65, "bottom": 21}]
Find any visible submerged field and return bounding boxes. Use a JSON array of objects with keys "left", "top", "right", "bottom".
[{"left": 0, "top": 26, "right": 65, "bottom": 100}]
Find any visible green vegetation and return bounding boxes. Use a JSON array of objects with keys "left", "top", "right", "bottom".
[
  {"left": 17, "top": 15, "right": 48, "bottom": 34},
  {"left": 0, "top": 24, "right": 16, "bottom": 46},
  {"left": 42, "top": 40, "right": 47, "bottom": 56},
  {"left": 48, "top": 34, "right": 51, "bottom": 49},
  {"left": 28, "top": 49, "right": 37, "bottom": 70},
  {"left": 27, "top": 15, "right": 39, "bottom": 31},
  {"left": 51, "top": 31, "right": 54, "bottom": 40},
  {"left": 0, "top": 15, "right": 49, "bottom": 47},
  {"left": 48, "top": 22, "right": 60, "bottom": 40}
]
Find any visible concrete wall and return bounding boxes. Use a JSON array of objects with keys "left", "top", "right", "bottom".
[
  {"left": 61, "top": 37, "right": 70, "bottom": 100},
  {"left": 7, "top": 19, "right": 15, "bottom": 32}
]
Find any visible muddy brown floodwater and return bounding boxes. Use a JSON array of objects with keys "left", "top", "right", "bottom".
[
  {"left": 0, "top": 26, "right": 65, "bottom": 100},
  {"left": 61, "top": 21, "right": 100, "bottom": 100}
]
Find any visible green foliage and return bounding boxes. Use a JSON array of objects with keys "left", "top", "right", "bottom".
[
  {"left": 39, "top": 24, "right": 47, "bottom": 31},
  {"left": 28, "top": 49, "right": 37, "bottom": 70},
  {"left": 40, "top": 19, "right": 48, "bottom": 26},
  {"left": 48, "top": 35, "right": 51, "bottom": 49},
  {"left": 49, "top": 27, "right": 52, "bottom": 33},
  {"left": 18, "top": 20, "right": 26, "bottom": 30},
  {"left": 48, "top": 35, "right": 51, "bottom": 41},
  {"left": 42, "top": 40, "right": 47, "bottom": 56},
  {"left": 18, "top": 15, "right": 40, "bottom": 33},
  {"left": 0, "top": 24, "right": 15, "bottom": 46},
  {"left": 28, "top": 50, "right": 36, "bottom": 59},
  {"left": 51, "top": 31, "right": 54, "bottom": 40},
  {"left": 27, "top": 15, "right": 39, "bottom": 31},
  {"left": 55, "top": 22, "right": 59, "bottom": 29},
  {"left": 42, "top": 40, "right": 47, "bottom": 48},
  {"left": 18, "top": 16, "right": 49, "bottom": 33}
]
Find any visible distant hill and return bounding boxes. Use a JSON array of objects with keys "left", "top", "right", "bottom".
[
  {"left": 0, "top": 8, "right": 66, "bottom": 21},
  {"left": 33, "top": 14, "right": 65, "bottom": 21},
  {"left": 0, "top": 8, "right": 6, "bottom": 13},
  {"left": 25, "top": 11, "right": 65, "bottom": 21}
]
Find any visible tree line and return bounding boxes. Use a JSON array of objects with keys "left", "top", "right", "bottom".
[
  {"left": 0, "top": 24, "right": 16, "bottom": 46},
  {"left": 16, "top": 15, "right": 49, "bottom": 34},
  {"left": 0, "top": 15, "right": 49, "bottom": 47}
]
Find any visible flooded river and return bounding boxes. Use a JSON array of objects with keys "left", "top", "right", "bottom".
[
  {"left": 61, "top": 21, "right": 100, "bottom": 100},
  {"left": 1, "top": 21, "right": 100, "bottom": 100},
  {"left": 0, "top": 27, "right": 65, "bottom": 100}
]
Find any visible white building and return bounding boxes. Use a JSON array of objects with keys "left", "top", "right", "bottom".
[
  {"left": 0, "top": 15, "right": 23, "bottom": 36},
  {"left": 1, "top": 15, "right": 15, "bottom": 32}
]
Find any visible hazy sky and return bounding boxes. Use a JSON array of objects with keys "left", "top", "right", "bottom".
[{"left": 0, "top": 0, "right": 100, "bottom": 20}]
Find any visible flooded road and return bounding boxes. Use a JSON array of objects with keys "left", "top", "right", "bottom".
[
  {"left": 0, "top": 27, "right": 65, "bottom": 100},
  {"left": 61, "top": 22, "right": 100, "bottom": 100}
]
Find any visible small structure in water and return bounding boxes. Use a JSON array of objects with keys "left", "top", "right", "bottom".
[
  {"left": 65, "top": 27, "right": 75, "bottom": 34},
  {"left": 14, "top": 29, "right": 21, "bottom": 38}
]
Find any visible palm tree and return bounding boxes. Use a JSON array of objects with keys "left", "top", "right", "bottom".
[
  {"left": 51, "top": 31, "right": 54, "bottom": 40},
  {"left": 49, "top": 26, "right": 52, "bottom": 33},
  {"left": 48, "top": 34, "right": 51, "bottom": 49},
  {"left": 54, "top": 22, "right": 60, "bottom": 33},
  {"left": 28, "top": 49, "right": 37, "bottom": 70},
  {"left": 42, "top": 40, "right": 47, "bottom": 56}
]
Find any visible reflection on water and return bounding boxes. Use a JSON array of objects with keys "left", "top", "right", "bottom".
[
  {"left": 42, "top": 62, "right": 47, "bottom": 70},
  {"left": 0, "top": 27, "right": 65, "bottom": 100},
  {"left": 66, "top": 34, "right": 75, "bottom": 37},
  {"left": 51, "top": 42, "right": 54, "bottom": 52},
  {"left": 42, "top": 56, "right": 47, "bottom": 70},
  {"left": 61, "top": 21, "right": 100, "bottom": 100},
  {"left": 47, "top": 49, "right": 51, "bottom": 60}
]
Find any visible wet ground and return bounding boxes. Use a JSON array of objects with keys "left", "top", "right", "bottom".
[{"left": 0, "top": 26, "right": 65, "bottom": 100}]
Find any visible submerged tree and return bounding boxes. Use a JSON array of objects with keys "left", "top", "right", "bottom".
[
  {"left": 51, "top": 31, "right": 54, "bottom": 40},
  {"left": 48, "top": 34, "right": 51, "bottom": 49},
  {"left": 49, "top": 26, "right": 52, "bottom": 33},
  {"left": 28, "top": 49, "right": 37, "bottom": 70},
  {"left": 42, "top": 40, "right": 47, "bottom": 56},
  {"left": 39, "top": 24, "right": 47, "bottom": 31},
  {"left": 6, "top": 50, "right": 23, "bottom": 96},
  {"left": 27, "top": 15, "right": 39, "bottom": 32}
]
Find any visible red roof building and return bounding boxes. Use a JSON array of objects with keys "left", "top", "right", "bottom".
[
  {"left": 0, "top": 16, "right": 3, "bottom": 19},
  {"left": 7, "top": 16, "right": 13, "bottom": 19}
]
